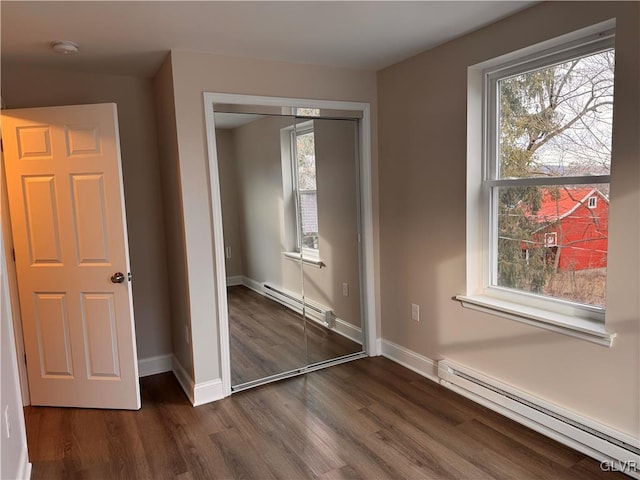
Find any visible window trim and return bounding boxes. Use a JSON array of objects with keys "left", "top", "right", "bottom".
[
  {"left": 455, "top": 294, "right": 615, "bottom": 347},
  {"left": 282, "top": 250, "right": 324, "bottom": 268},
  {"left": 460, "top": 21, "right": 617, "bottom": 346}
]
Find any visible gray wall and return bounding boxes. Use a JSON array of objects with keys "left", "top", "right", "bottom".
[
  {"left": 152, "top": 57, "right": 191, "bottom": 374},
  {"left": 311, "top": 118, "right": 361, "bottom": 327},
  {"left": 377, "top": 1, "right": 639, "bottom": 435},
  {"left": 216, "top": 129, "right": 244, "bottom": 278},
  {"left": 1, "top": 63, "right": 173, "bottom": 362},
  {"left": 229, "top": 116, "right": 295, "bottom": 289}
]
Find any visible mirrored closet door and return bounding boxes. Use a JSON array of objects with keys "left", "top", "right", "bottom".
[{"left": 213, "top": 103, "right": 365, "bottom": 391}]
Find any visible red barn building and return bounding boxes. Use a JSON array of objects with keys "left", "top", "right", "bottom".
[{"left": 530, "top": 187, "right": 609, "bottom": 272}]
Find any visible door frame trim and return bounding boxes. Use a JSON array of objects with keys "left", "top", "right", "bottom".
[
  {"left": 203, "top": 92, "right": 379, "bottom": 397},
  {"left": 1, "top": 158, "right": 30, "bottom": 406}
]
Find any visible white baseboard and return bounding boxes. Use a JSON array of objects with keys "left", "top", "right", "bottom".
[
  {"left": 138, "top": 354, "right": 173, "bottom": 377},
  {"left": 334, "top": 317, "right": 362, "bottom": 344},
  {"left": 15, "top": 445, "right": 31, "bottom": 480},
  {"left": 171, "top": 355, "right": 195, "bottom": 405},
  {"left": 193, "top": 379, "right": 225, "bottom": 406},
  {"left": 242, "top": 276, "right": 263, "bottom": 294},
  {"left": 226, "top": 275, "right": 243, "bottom": 287},
  {"left": 171, "top": 355, "right": 225, "bottom": 406},
  {"left": 373, "top": 338, "right": 382, "bottom": 356},
  {"left": 240, "top": 277, "right": 365, "bottom": 346},
  {"left": 380, "top": 339, "right": 439, "bottom": 382}
]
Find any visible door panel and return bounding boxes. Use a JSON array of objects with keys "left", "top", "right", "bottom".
[
  {"left": 33, "top": 293, "right": 73, "bottom": 377},
  {"left": 80, "top": 292, "right": 120, "bottom": 379},
  {"left": 22, "top": 175, "right": 63, "bottom": 264},
  {"left": 2, "top": 103, "right": 140, "bottom": 409},
  {"left": 16, "top": 125, "right": 53, "bottom": 159},
  {"left": 70, "top": 174, "right": 110, "bottom": 264},
  {"left": 214, "top": 112, "right": 307, "bottom": 388},
  {"left": 301, "top": 117, "right": 363, "bottom": 367},
  {"left": 65, "top": 124, "right": 101, "bottom": 156}
]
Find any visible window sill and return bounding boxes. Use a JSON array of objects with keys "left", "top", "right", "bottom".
[
  {"left": 454, "top": 295, "right": 616, "bottom": 347},
  {"left": 283, "top": 251, "right": 325, "bottom": 268}
]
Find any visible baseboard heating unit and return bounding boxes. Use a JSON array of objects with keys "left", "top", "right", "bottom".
[
  {"left": 262, "top": 283, "right": 335, "bottom": 328},
  {"left": 438, "top": 360, "right": 640, "bottom": 479}
]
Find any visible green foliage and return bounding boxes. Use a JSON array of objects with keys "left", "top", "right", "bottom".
[
  {"left": 497, "top": 68, "right": 562, "bottom": 292},
  {"left": 497, "top": 186, "right": 551, "bottom": 293},
  {"left": 499, "top": 68, "right": 561, "bottom": 177},
  {"left": 295, "top": 131, "right": 316, "bottom": 190}
]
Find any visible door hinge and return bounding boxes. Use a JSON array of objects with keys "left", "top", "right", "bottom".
[
  {"left": 23, "top": 353, "right": 27, "bottom": 365},
  {"left": 11, "top": 248, "right": 15, "bottom": 262}
]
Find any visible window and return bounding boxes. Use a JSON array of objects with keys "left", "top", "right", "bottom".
[
  {"left": 280, "top": 120, "right": 321, "bottom": 264},
  {"left": 459, "top": 25, "right": 617, "bottom": 345},
  {"left": 293, "top": 123, "right": 319, "bottom": 253},
  {"left": 544, "top": 232, "right": 558, "bottom": 248},
  {"left": 487, "top": 35, "right": 614, "bottom": 312}
]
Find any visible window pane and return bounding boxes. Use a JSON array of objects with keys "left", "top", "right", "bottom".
[
  {"left": 300, "top": 191, "right": 318, "bottom": 249},
  {"left": 296, "top": 130, "right": 318, "bottom": 250},
  {"left": 498, "top": 49, "right": 614, "bottom": 179},
  {"left": 496, "top": 184, "right": 609, "bottom": 307},
  {"left": 296, "top": 132, "right": 317, "bottom": 189},
  {"left": 296, "top": 108, "right": 321, "bottom": 117}
]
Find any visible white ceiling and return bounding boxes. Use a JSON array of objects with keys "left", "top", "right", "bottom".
[{"left": 1, "top": 1, "right": 536, "bottom": 78}]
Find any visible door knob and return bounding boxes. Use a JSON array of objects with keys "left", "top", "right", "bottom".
[{"left": 111, "top": 272, "right": 125, "bottom": 284}]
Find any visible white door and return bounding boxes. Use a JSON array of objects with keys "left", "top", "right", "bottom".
[{"left": 1, "top": 103, "right": 140, "bottom": 409}]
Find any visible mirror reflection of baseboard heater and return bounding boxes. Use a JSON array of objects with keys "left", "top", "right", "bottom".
[{"left": 262, "top": 282, "right": 335, "bottom": 328}]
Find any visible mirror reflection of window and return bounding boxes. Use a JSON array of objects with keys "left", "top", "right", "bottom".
[
  {"left": 293, "top": 122, "right": 319, "bottom": 258},
  {"left": 296, "top": 107, "right": 321, "bottom": 117}
]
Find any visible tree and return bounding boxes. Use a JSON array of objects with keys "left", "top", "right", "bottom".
[{"left": 496, "top": 49, "right": 614, "bottom": 296}]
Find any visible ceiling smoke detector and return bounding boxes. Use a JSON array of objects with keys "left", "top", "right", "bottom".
[{"left": 50, "top": 40, "right": 79, "bottom": 55}]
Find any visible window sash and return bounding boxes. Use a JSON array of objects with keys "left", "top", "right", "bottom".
[
  {"left": 481, "top": 34, "right": 614, "bottom": 317},
  {"left": 485, "top": 175, "right": 610, "bottom": 188},
  {"left": 291, "top": 122, "right": 318, "bottom": 252},
  {"left": 484, "top": 35, "right": 615, "bottom": 183}
]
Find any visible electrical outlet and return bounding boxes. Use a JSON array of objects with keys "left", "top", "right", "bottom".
[
  {"left": 342, "top": 283, "right": 349, "bottom": 297},
  {"left": 4, "top": 405, "right": 10, "bottom": 439},
  {"left": 411, "top": 303, "right": 420, "bottom": 322},
  {"left": 225, "top": 246, "right": 232, "bottom": 259}
]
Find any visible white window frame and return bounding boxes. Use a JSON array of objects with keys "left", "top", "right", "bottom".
[
  {"left": 588, "top": 196, "right": 598, "bottom": 209},
  {"left": 458, "top": 21, "right": 617, "bottom": 347}
]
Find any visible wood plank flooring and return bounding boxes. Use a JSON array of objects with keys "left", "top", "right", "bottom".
[
  {"left": 24, "top": 357, "right": 623, "bottom": 479},
  {"left": 228, "top": 285, "right": 362, "bottom": 386}
]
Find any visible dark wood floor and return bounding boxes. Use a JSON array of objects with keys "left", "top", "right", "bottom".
[
  {"left": 228, "top": 285, "right": 362, "bottom": 386},
  {"left": 25, "top": 357, "right": 621, "bottom": 480}
]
